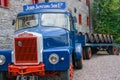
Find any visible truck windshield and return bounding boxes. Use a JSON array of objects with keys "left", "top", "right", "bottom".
[
  {"left": 16, "top": 14, "right": 38, "bottom": 30},
  {"left": 41, "top": 13, "right": 69, "bottom": 29}
]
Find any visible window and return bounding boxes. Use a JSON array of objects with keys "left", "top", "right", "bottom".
[
  {"left": 41, "top": 13, "right": 69, "bottom": 30},
  {"left": 87, "top": 17, "right": 89, "bottom": 26},
  {"left": 17, "top": 14, "right": 38, "bottom": 30},
  {"left": 32, "top": 0, "right": 39, "bottom": 4},
  {"left": 0, "top": 0, "right": 8, "bottom": 7},
  {"left": 86, "top": 0, "right": 89, "bottom": 6},
  {"left": 78, "top": 14, "right": 82, "bottom": 25}
]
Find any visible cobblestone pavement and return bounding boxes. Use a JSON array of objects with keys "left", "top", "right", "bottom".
[{"left": 73, "top": 52, "right": 120, "bottom": 80}]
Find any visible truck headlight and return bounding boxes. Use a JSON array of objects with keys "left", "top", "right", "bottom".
[
  {"left": 49, "top": 54, "right": 59, "bottom": 64},
  {"left": 0, "top": 55, "right": 6, "bottom": 65}
]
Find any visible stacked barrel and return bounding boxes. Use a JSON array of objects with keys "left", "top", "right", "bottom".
[{"left": 79, "top": 32, "right": 114, "bottom": 44}]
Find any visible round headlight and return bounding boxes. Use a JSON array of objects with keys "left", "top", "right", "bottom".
[
  {"left": 0, "top": 55, "right": 6, "bottom": 65},
  {"left": 49, "top": 54, "right": 59, "bottom": 64}
]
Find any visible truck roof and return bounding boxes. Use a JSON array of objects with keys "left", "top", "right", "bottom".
[{"left": 17, "top": 9, "right": 70, "bottom": 17}]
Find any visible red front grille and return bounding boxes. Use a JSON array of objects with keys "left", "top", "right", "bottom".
[{"left": 14, "top": 37, "right": 38, "bottom": 64}]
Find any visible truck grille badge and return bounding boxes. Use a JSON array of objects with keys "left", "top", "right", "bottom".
[{"left": 18, "top": 41, "right": 22, "bottom": 47}]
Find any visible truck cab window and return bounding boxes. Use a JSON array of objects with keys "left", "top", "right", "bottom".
[
  {"left": 16, "top": 14, "right": 38, "bottom": 30},
  {"left": 41, "top": 13, "right": 70, "bottom": 30}
]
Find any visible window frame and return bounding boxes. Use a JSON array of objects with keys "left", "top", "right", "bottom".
[{"left": 40, "top": 13, "right": 70, "bottom": 30}]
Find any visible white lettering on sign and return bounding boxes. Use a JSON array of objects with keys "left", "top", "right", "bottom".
[
  {"left": 26, "top": 6, "right": 35, "bottom": 11},
  {"left": 23, "top": 2, "right": 66, "bottom": 11}
]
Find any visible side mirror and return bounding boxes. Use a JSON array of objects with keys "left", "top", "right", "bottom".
[
  {"left": 12, "top": 19, "right": 16, "bottom": 25},
  {"left": 73, "top": 16, "right": 77, "bottom": 23}
]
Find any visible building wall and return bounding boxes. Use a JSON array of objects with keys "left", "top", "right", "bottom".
[{"left": 0, "top": 0, "right": 93, "bottom": 49}]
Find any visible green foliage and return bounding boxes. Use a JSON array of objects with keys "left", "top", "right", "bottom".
[{"left": 92, "top": 0, "right": 120, "bottom": 43}]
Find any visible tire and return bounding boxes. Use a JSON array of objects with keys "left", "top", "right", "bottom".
[
  {"left": 60, "top": 64, "right": 73, "bottom": 80},
  {"left": 82, "top": 47, "right": 86, "bottom": 59},
  {"left": 75, "top": 58, "right": 83, "bottom": 69},
  {"left": 85, "top": 47, "right": 92, "bottom": 59},
  {"left": 108, "top": 46, "right": 117, "bottom": 55},
  {"left": 116, "top": 47, "right": 119, "bottom": 55},
  {"left": 92, "top": 47, "right": 98, "bottom": 54},
  {"left": 0, "top": 72, "right": 7, "bottom": 80}
]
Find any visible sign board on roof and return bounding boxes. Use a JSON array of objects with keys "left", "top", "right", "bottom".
[{"left": 23, "top": 2, "right": 66, "bottom": 12}]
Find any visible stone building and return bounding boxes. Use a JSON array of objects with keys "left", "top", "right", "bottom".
[{"left": 0, "top": 0, "right": 93, "bottom": 49}]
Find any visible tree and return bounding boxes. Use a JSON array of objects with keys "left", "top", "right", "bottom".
[{"left": 92, "top": 0, "right": 120, "bottom": 43}]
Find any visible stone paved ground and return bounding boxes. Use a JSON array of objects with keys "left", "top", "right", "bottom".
[{"left": 73, "top": 52, "right": 120, "bottom": 80}]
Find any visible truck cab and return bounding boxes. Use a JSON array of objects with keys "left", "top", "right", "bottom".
[{"left": 8, "top": 2, "right": 83, "bottom": 80}]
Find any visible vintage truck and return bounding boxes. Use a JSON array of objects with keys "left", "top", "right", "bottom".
[
  {"left": 8, "top": 2, "right": 83, "bottom": 80},
  {"left": 0, "top": 2, "right": 118, "bottom": 80}
]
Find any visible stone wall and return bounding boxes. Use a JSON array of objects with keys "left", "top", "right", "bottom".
[
  {"left": 0, "top": 0, "right": 93, "bottom": 49},
  {"left": 0, "top": 0, "right": 30, "bottom": 49}
]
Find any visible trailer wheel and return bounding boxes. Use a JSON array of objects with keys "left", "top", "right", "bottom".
[
  {"left": 116, "top": 47, "right": 119, "bottom": 55},
  {"left": 85, "top": 47, "right": 92, "bottom": 59},
  {"left": 0, "top": 72, "right": 6, "bottom": 80},
  {"left": 108, "top": 46, "right": 117, "bottom": 55},
  {"left": 75, "top": 58, "right": 83, "bottom": 69},
  {"left": 60, "top": 63, "right": 73, "bottom": 80},
  {"left": 92, "top": 47, "right": 98, "bottom": 54}
]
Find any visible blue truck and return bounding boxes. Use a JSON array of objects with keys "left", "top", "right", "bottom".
[
  {"left": 0, "top": 2, "right": 119, "bottom": 80},
  {"left": 8, "top": 2, "right": 83, "bottom": 80}
]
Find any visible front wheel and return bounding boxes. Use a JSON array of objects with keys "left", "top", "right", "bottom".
[
  {"left": 60, "top": 64, "right": 73, "bottom": 80},
  {"left": 74, "top": 58, "right": 83, "bottom": 69},
  {"left": 0, "top": 72, "right": 7, "bottom": 80}
]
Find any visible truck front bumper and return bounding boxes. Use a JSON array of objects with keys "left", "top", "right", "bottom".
[{"left": 8, "top": 63, "right": 45, "bottom": 76}]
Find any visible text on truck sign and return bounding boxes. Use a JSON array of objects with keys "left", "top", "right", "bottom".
[{"left": 23, "top": 2, "right": 66, "bottom": 12}]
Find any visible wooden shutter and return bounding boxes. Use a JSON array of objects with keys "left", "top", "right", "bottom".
[
  {"left": 87, "top": 17, "right": 89, "bottom": 26},
  {"left": 0, "top": 0, "right": 8, "bottom": 7},
  {"left": 32, "top": 0, "right": 39, "bottom": 4},
  {"left": 86, "top": 0, "right": 89, "bottom": 6},
  {"left": 0, "top": 0, "right": 1, "bottom": 6},
  {"left": 4, "top": 0, "right": 8, "bottom": 7},
  {"left": 78, "top": 14, "right": 82, "bottom": 24}
]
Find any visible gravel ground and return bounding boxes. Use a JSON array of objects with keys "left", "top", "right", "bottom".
[{"left": 73, "top": 52, "right": 120, "bottom": 80}]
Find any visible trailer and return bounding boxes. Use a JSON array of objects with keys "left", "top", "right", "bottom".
[
  {"left": 78, "top": 35, "right": 119, "bottom": 59},
  {"left": 0, "top": 2, "right": 118, "bottom": 80}
]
